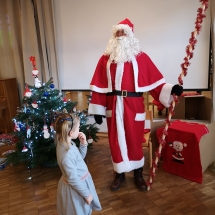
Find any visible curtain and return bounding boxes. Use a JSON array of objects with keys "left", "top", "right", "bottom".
[
  {"left": 211, "top": 0, "right": 215, "bottom": 122},
  {"left": 0, "top": 0, "right": 59, "bottom": 100}
]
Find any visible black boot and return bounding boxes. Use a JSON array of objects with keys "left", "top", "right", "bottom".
[
  {"left": 110, "top": 172, "right": 125, "bottom": 191},
  {"left": 134, "top": 167, "right": 147, "bottom": 191}
]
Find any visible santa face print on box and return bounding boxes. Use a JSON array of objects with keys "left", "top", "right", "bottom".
[{"left": 169, "top": 141, "right": 187, "bottom": 164}]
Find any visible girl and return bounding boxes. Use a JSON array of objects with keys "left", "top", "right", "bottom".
[{"left": 54, "top": 113, "right": 102, "bottom": 215}]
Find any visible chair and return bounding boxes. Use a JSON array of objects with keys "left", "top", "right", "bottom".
[
  {"left": 146, "top": 92, "right": 168, "bottom": 117},
  {"left": 146, "top": 92, "right": 155, "bottom": 117},
  {"left": 142, "top": 110, "right": 153, "bottom": 168}
]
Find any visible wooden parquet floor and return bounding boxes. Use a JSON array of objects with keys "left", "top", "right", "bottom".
[{"left": 1, "top": 137, "right": 215, "bottom": 215}]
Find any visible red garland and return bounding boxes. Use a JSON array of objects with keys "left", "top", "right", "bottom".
[
  {"left": 189, "top": 37, "right": 197, "bottom": 46},
  {"left": 159, "top": 138, "right": 166, "bottom": 147},
  {"left": 165, "top": 118, "right": 171, "bottom": 125},
  {"left": 173, "top": 95, "right": 179, "bottom": 103},
  {"left": 155, "top": 149, "right": 162, "bottom": 158},
  {"left": 162, "top": 129, "right": 168, "bottom": 136},
  {"left": 178, "top": 76, "right": 183, "bottom": 85}
]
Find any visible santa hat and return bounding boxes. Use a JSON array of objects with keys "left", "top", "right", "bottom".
[
  {"left": 112, "top": 18, "right": 134, "bottom": 37},
  {"left": 118, "top": 18, "right": 134, "bottom": 32}
]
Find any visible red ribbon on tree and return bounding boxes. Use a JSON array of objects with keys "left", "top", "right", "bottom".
[{"left": 29, "top": 56, "right": 36, "bottom": 68}]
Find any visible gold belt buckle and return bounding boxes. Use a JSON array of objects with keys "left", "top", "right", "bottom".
[{"left": 122, "top": 90, "right": 127, "bottom": 97}]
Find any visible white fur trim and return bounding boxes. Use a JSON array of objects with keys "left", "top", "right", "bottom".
[
  {"left": 115, "top": 96, "right": 131, "bottom": 170},
  {"left": 89, "top": 59, "right": 113, "bottom": 93},
  {"left": 131, "top": 56, "right": 139, "bottom": 92},
  {"left": 112, "top": 157, "right": 145, "bottom": 173},
  {"left": 88, "top": 104, "right": 106, "bottom": 115},
  {"left": 134, "top": 113, "right": 150, "bottom": 129},
  {"left": 159, "top": 83, "right": 174, "bottom": 107},
  {"left": 137, "top": 78, "right": 166, "bottom": 92},
  {"left": 135, "top": 113, "right": 145, "bottom": 121},
  {"left": 106, "top": 110, "right": 112, "bottom": 118},
  {"left": 106, "top": 59, "right": 113, "bottom": 91},
  {"left": 115, "top": 63, "right": 124, "bottom": 90},
  {"left": 131, "top": 57, "right": 166, "bottom": 92},
  {"left": 89, "top": 85, "right": 111, "bottom": 93}
]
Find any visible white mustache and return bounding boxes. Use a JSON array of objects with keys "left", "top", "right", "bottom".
[{"left": 116, "top": 36, "right": 125, "bottom": 41}]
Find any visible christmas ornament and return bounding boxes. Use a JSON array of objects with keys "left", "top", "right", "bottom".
[
  {"left": 26, "top": 126, "right": 31, "bottom": 139},
  {"left": 35, "top": 77, "right": 42, "bottom": 88},
  {"left": 26, "top": 140, "right": 33, "bottom": 148},
  {"left": 63, "top": 97, "right": 68, "bottom": 102},
  {"left": 26, "top": 108, "right": 31, "bottom": 114},
  {"left": 32, "top": 69, "right": 39, "bottom": 77},
  {"left": 43, "top": 125, "right": 50, "bottom": 139},
  {"left": 50, "top": 123, "right": 54, "bottom": 131},
  {"left": 24, "top": 86, "right": 32, "bottom": 97},
  {"left": 31, "top": 122, "right": 38, "bottom": 132},
  {"left": 22, "top": 146, "right": 28, "bottom": 152},
  {"left": 87, "top": 136, "right": 93, "bottom": 144},
  {"left": 30, "top": 56, "right": 39, "bottom": 77},
  {"left": 50, "top": 83, "right": 55, "bottom": 89},
  {"left": 32, "top": 101, "right": 38, "bottom": 108},
  {"left": 73, "top": 106, "right": 77, "bottom": 112},
  {"left": 14, "top": 121, "right": 20, "bottom": 132},
  {"left": 43, "top": 92, "right": 49, "bottom": 97}
]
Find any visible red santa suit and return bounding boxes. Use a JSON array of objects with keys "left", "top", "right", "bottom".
[
  {"left": 89, "top": 17, "right": 175, "bottom": 174},
  {"left": 88, "top": 52, "right": 173, "bottom": 173}
]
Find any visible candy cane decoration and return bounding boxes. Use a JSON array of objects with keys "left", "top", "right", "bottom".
[{"left": 147, "top": 0, "right": 209, "bottom": 191}]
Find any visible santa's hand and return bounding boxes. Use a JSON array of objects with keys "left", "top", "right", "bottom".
[
  {"left": 78, "top": 132, "right": 87, "bottom": 145},
  {"left": 171, "top": 84, "right": 183, "bottom": 96},
  {"left": 94, "top": 114, "right": 105, "bottom": 125}
]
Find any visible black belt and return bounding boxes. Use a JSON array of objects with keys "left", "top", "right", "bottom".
[{"left": 106, "top": 90, "right": 143, "bottom": 97}]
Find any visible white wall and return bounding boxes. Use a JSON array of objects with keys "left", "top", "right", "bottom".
[{"left": 53, "top": 0, "right": 211, "bottom": 90}]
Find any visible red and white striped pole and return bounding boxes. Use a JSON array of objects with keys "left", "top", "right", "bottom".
[{"left": 147, "top": 0, "right": 210, "bottom": 191}]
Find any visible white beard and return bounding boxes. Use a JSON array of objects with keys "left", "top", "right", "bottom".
[{"left": 104, "top": 35, "right": 141, "bottom": 63}]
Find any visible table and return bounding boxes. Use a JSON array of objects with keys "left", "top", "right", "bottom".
[{"left": 156, "top": 120, "right": 209, "bottom": 183}]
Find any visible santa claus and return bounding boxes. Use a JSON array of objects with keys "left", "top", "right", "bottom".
[{"left": 88, "top": 18, "right": 183, "bottom": 191}]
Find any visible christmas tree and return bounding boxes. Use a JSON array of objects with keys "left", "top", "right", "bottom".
[{"left": 6, "top": 56, "right": 99, "bottom": 168}]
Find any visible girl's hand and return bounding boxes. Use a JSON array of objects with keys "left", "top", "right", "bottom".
[
  {"left": 85, "top": 193, "right": 93, "bottom": 205},
  {"left": 78, "top": 132, "right": 87, "bottom": 145}
]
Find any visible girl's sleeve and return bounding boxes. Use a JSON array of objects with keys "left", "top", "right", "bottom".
[
  {"left": 78, "top": 143, "right": 88, "bottom": 159},
  {"left": 61, "top": 154, "right": 90, "bottom": 198}
]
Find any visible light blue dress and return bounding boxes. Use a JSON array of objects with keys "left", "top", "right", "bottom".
[{"left": 56, "top": 141, "right": 102, "bottom": 215}]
